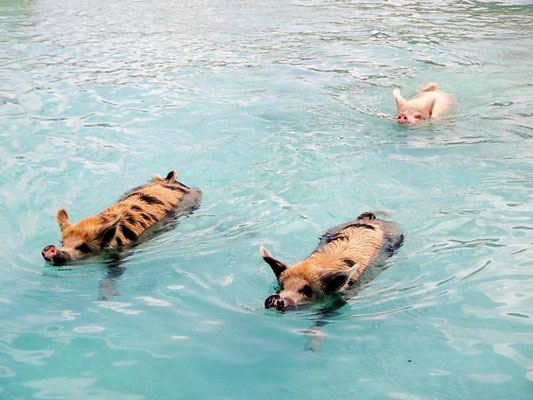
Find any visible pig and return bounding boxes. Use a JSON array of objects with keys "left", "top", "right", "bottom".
[
  {"left": 393, "top": 83, "right": 454, "bottom": 125},
  {"left": 42, "top": 171, "right": 201, "bottom": 266},
  {"left": 261, "top": 212, "right": 403, "bottom": 311}
]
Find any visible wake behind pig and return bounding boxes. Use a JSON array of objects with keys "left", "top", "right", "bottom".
[
  {"left": 261, "top": 212, "right": 404, "bottom": 311},
  {"left": 42, "top": 171, "right": 201, "bottom": 266}
]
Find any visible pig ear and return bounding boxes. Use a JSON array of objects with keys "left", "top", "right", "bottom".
[
  {"left": 321, "top": 265, "right": 358, "bottom": 294},
  {"left": 393, "top": 88, "right": 406, "bottom": 111},
  {"left": 165, "top": 170, "right": 177, "bottom": 182},
  {"left": 56, "top": 209, "right": 71, "bottom": 232},
  {"left": 260, "top": 245, "right": 288, "bottom": 279},
  {"left": 426, "top": 97, "right": 437, "bottom": 117},
  {"left": 151, "top": 173, "right": 163, "bottom": 182},
  {"left": 98, "top": 214, "right": 122, "bottom": 248}
]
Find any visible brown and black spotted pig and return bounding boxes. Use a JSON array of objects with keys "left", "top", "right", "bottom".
[
  {"left": 261, "top": 212, "right": 403, "bottom": 311},
  {"left": 42, "top": 171, "right": 201, "bottom": 266}
]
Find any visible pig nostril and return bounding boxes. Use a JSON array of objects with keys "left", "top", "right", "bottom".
[
  {"left": 42, "top": 245, "right": 59, "bottom": 261},
  {"left": 265, "top": 294, "right": 279, "bottom": 309}
]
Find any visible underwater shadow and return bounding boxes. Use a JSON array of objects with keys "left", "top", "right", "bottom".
[{"left": 302, "top": 261, "right": 397, "bottom": 353}]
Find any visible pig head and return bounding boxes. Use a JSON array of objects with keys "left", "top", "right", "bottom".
[
  {"left": 393, "top": 88, "right": 437, "bottom": 125},
  {"left": 261, "top": 246, "right": 357, "bottom": 311},
  {"left": 42, "top": 209, "right": 122, "bottom": 266}
]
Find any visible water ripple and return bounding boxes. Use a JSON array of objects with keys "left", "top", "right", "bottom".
[{"left": 0, "top": 0, "right": 532, "bottom": 399}]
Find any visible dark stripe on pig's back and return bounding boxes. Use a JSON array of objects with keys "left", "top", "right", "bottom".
[
  {"left": 111, "top": 183, "right": 188, "bottom": 245},
  {"left": 119, "top": 181, "right": 190, "bottom": 202},
  {"left": 126, "top": 184, "right": 185, "bottom": 207},
  {"left": 119, "top": 223, "right": 138, "bottom": 241},
  {"left": 112, "top": 205, "right": 159, "bottom": 246}
]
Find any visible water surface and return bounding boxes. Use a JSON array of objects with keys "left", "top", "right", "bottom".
[{"left": 1, "top": 0, "right": 532, "bottom": 399}]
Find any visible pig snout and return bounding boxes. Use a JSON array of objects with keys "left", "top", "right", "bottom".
[
  {"left": 42, "top": 245, "right": 58, "bottom": 261},
  {"left": 397, "top": 113, "right": 409, "bottom": 124},
  {"left": 265, "top": 294, "right": 297, "bottom": 311},
  {"left": 265, "top": 294, "right": 285, "bottom": 311},
  {"left": 42, "top": 245, "right": 71, "bottom": 265}
]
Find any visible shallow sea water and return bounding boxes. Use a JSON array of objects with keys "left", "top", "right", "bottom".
[{"left": 1, "top": 0, "right": 532, "bottom": 399}]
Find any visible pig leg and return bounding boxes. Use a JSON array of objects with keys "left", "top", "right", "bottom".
[
  {"left": 303, "top": 297, "right": 347, "bottom": 352},
  {"left": 303, "top": 325, "right": 327, "bottom": 353},
  {"left": 98, "top": 254, "right": 125, "bottom": 301}
]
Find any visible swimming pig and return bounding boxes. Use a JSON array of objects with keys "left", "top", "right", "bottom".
[
  {"left": 42, "top": 171, "right": 201, "bottom": 266},
  {"left": 261, "top": 212, "right": 403, "bottom": 311},
  {"left": 393, "top": 83, "right": 454, "bottom": 125}
]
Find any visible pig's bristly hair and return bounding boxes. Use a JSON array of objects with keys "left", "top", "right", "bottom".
[
  {"left": 102, "top": 171, "right": 188, "bottom": 247},
  {"left": 280, "top": 222, "right": 384, "bottom": 289},
  {"left": 62, "top": 171, "right": 190, "bottom": 248}
]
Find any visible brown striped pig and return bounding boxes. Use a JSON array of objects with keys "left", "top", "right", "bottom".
[
  {"left": 394, "top": 83, "right": 454, "bottom": 125},
  {"left": 261, "top": 212, "right": 403, "bottom": 311},
  {"left": 42, "top": 171, "right": 201, "bottom": 266}
]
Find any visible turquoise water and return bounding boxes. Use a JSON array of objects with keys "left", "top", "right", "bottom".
[{"left": 1, "top": 0, "right": 532, "bottom": 398}]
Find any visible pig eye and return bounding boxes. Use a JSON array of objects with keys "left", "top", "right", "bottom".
[
  {"left": 76, "top": 243, "right": 92, "bottom": 254},
  {"left": 415, "top": 114, "right": 422, "bottom": 120},
  {"left": 300, "top": 285, "right": 313, "bottom": 298}
]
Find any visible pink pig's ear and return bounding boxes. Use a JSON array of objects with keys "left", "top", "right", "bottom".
[
  {"left": 321, "top": 265, "right": 358, "bottom": 294},
  {"left": 425, "top": 97, "right": 437, "bottom": 118},
  {"left": 56, "top": 209, "right": 71, "bottom": 232},
  {"left": 393, "top": 88, "right": 406, "bottom": 111},
  {"left": 260, "top": 245, "right": 288, "bottom": 279}
]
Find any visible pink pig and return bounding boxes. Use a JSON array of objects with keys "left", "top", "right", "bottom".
[{"left": 393, "top": 83, "right": 454, "bottom": 125}]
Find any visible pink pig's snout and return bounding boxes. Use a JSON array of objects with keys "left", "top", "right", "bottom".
[{"left": 397, "top": 113, "right": 409, "bottom": 124}]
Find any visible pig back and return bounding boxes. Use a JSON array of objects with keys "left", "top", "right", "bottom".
[
  {"left": 99, "top": 178, "right": 201, "bottom": 247},
  {"left": 314, "top": 216, "right": 403, "bottom": 276}
]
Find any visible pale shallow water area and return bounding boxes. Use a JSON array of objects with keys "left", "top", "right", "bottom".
[{"left": 1, "top": 0, "right": 532, "bottom": 399}]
